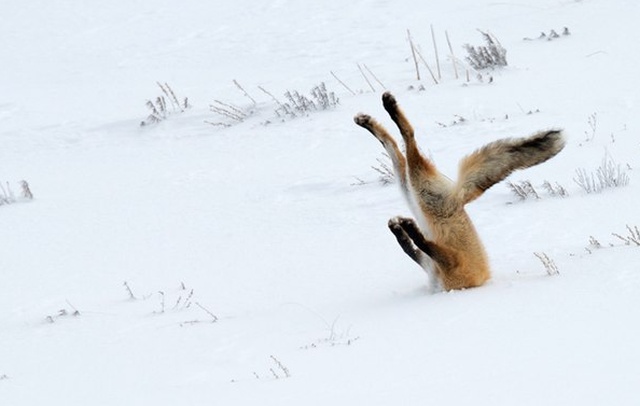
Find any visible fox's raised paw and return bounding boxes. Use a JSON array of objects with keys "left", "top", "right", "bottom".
[
  {"left": 397, "top": 216, "right": 416, "bottom": 229},
  {"left": 388, "top": 216, "right": 406, "bottom": 229},
  {"left": 381, "top": 91, "right": 398, "bottom": 112},
  {"left": 353, "top": 113, "right": 373, "bottom": 127},
  {"left": 388, "top": 222, "right": 401, "bottom": 233}
]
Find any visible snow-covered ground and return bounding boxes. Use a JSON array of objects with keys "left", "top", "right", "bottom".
[{"left": 2, "top": 0, "right": 640, "bottom": 404}]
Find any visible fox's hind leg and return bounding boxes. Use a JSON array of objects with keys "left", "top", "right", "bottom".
[
  {"left": 354, "top": 113, "right": 410, "bottom": 198},
  {"left": 380, "top": 92, "right": 437, "bottom": 179},
  {"left": 380, "top": 92, "right": 454, "bottom": 215}
]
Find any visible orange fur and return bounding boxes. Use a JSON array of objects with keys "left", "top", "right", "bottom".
[{"left": 354, "top": 92, "right": 565, "bottom": 291}]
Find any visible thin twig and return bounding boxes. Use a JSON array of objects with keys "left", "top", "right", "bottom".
[
  {"left": 431, "top": 25, "right": 441, "bottom": 80},
  {"left": 407, "top": 29, "right": 421, "bottom": 81},
  {"left": 445, "top": 30, "right": 459, "bottom": 79},
  {"left": 20, "top": 180, "right": 33, "bottom": 199},
  {"left": 183, "top": 289, "right": 194, "bottom": 308},
  {"left": 204, "top": 121, "right": 232, "bottom": 128},
  {"left": 123, "top": 281, "right": 136, "bottom": 300},
  {"left": 414, "top": 48, "right": 439, "bottom": 84},
  {"left": 210, "top": 100, "right": 247, "bottom": 122},
  {"left": 195, "top": 302, "right": 219, "bottom": 323},
  {"left": 357, "top": 63, "right": 376, "bottom": 92},
  {"left": 270, "top": 355, "right": 291, "bottom": 378},
  {"left": 157, "top": 291, "right": 165, "bottom": 313},
  {"left": 157, "top": 82, "right": 184, "bottom": 112},
  {"left": 534, "top": 252, "right": 559, "bottom": 276},
  {"left": 329, "top": 71, "right": 356, "bottom": 96},
  {"left": 65, "top": 300, "right": 81, "bottom": 316},
  {"left": 363, "top": 64, "right": 386, "bottom": 89},
  {"left": 257, "top": 86, "right": 280, "bottom": 103},
  {"left": 233, "top": 79, "right": 257, "bottom": 105}
]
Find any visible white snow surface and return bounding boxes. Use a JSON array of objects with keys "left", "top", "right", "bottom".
[{"left": 2, "top": 0, "right": 640, "bottom": 404}]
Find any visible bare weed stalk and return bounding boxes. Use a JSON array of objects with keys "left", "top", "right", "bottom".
[
  {"left": 233, "top": 79, "right": 257, "bottom": 106},
  {"left": 414, "top": 47, "right": 439, "bottom": 84},
  {"left": 464, "top": 30, "right": 507, "bottom": 70},
  {"left": 195, "top": 302, "right": 218, "bottom": 323},
  {"left": 270, "top": 355, "right": 291, "bottom": 379},
  {"left": 372, "top": 154, "right": 395, "bottom": 185},
  {"left": 210, "top": 100, "right": 248, "bottom": 122},
  {"left": 20, "top": 180, "right": 33, "bottom": 199},
  {"left": 507, "top": 180, "right": 539, "bottom": 200},
  {"left": 445, "top": 30, "right": 459, "bottom": 79},
  {"left": 330, "top": 71, "right": 356, "bottom": 96},
  {"left": 534, "top": 252, "right": 559, "bottom": 276},
  {"left": 357, "top": 63, "right": 376, "bottom": 92},
  {"left": 46, "top": 302, "right": 81, "bottom": 323},
  {"left": 123, "top": 281, "right": 137, "bottom": 300},
  {"left": 542, "top": 180, "right": 568, "bottom": 197},
  {"left": 363, "top": 64, "right": 386, "bottom": 89},
  {"left": 584, "top": 112, "right": 597, "bottom": 142},
  {"left": 407, "top": 29, "right": 421, "bottom": 81},
  {"left": 431, "top": 25, "right": 441, "bottom": 80},
  {"left": 612, "top": 225, "right": 640, "bottom": 246},
  {"left": 574, "top": 152, "right": 629, "bottom": 193},
  {"left": 141, "top": 82, "right": 190, "bottom": 126}
]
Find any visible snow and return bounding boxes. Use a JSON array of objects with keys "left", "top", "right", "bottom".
[{"left": 2, "top": 0, "right": 640, "bottom": 404}]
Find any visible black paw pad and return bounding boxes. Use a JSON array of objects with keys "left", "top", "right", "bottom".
[
  {"left": 382, "top": 92, "right": 397, "bottom": 109},
  {"left": 354, "top": 114, "right": 372, "bottom": 126}
]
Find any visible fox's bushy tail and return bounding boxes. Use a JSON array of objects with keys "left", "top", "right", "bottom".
[{"left": 456, "top": 129, "right": 565, "bottom": 204}]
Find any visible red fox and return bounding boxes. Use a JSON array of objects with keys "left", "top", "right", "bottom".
[{"left": 354, "top": 92, "right": 565, "bottom": 290}]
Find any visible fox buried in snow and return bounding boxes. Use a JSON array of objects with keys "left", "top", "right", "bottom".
[{"left": 354, "top": 92, "right": 565, "bottom": 291}]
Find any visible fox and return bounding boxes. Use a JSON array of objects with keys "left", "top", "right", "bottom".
[{"left": 354, "top": 92, "right": 565, "bottom": 291}]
